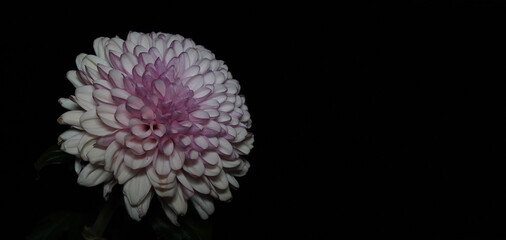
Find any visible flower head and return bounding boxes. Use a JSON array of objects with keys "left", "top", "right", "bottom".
[{"left": 57, "top": 32, "right": 253, "bottom": 224}]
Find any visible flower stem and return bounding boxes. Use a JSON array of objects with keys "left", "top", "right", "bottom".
[{"left": 82, "top": 194, "right": 120, "bottom": 240}]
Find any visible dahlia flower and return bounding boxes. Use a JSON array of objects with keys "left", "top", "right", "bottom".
[{"left": 57, "top": 32, "right": 253, "bottom": 224}]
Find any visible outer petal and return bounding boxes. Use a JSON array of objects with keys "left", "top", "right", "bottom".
[
  {"left": 159, "top": 197, "right": 179, "bottom": 226},
  {"left": 66, "top": 70, "right": 84, "bottom": 88},
  {"left": 123, "top": 172, "right": 152, "bottom": 206},
  {"left": 80, "top": 109, "right": 117, "bottom": 136},
  {"left": 190, "top": 194, "right": 215, "bottom": 220},
  {"left": 74, "top": 85, "right": 97, "bottom": 110},
  {"left": 58, "top": 110, "right": 85, "bottom": 127},
  {"left": 58, "top": 98, "right": 80, "bottom": 110},
  {"left": 77, "top": 164, "right": 113, "bottom": 187},
  {"left": 124, "top": 190, "right": 153, "bottom": 221}
]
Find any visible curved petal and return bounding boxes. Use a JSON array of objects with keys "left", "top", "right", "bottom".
[
  {"left": 66, "top": 70, "right": 84, "bottom": 88},
  {"left": 124, "top": 190, "right": 153, "bottom": 221},
  {"left": 169, "top": 148, "right": 185, "bottom": 170},
  {"left": 58, "top": 110, "right": 85, "bottom": 127},
  {"left": 153, "top": 152, "right": 170, "bottom": 176},
  {"left": 77, "top": 164, "right": 113, "bottom": 187},
  {"left": 159, "top": 197, "right": 179, "bottom": 226},
  {"left": 58, "top": 98, "right": 80, "bottom": 110},
  {"left": 104, "top": 141, "right": 121, "bottom": 171},
  {"left": 124, "top": 149, "right": 154, "bottom": 170},
  {"left": 75, "top": 85, "right": 97, "bottom": 110},
  {"left": 182, "top": 158, "right": 205, "bottom": 177},
  {"left": 190, "top": 194, "right": 215, "bottom": 220},
  {"left": 96, "top": 105, "right": 123, "bottom": 129},
  {"left": 123, "top": 172, "right": 152, "bottom": 206},
  {"left": 80, "top": 109, "right": 117, "bottom": 136}
]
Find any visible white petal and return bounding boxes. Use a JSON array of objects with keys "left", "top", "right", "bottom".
[
  {"left": 163, "top": 48, "right": 176, "bottom": 65},
  {"left": 66, "top": 70, "right": 84, "bottom": 88},
  {"left": 202, "top": 72, "right": 215, "bottom": 85},
  {"left": 79, "top": 54, "right": 109, "bottom": 73},
  {"left": 108, "top": 69, "right": 126, "bottom": 88},
  {"left": 153, "top": 151, "right": 170, "bottom": 175},
  {"left": 58, "top": 110, "right": 85, "bottom": 127},
  {"left": 124, "top": 150, "right": 154, "bottom": 170},
  {"left": 193, "top": 87, "right": 212, "bottom": 99},
  {"left": 182, "top": 66, "right": 200, "bottom": 79},
  {"left": 236, "top": 142, "right": 252, "bottom": 155},
  {"left": 207, "top": 137, "right": 219, "bottom": 148},
  {"left": 200, "top": 99, "right": 219, "bottom": 108},
  {"left": 213, "top": 69, "right": 226, "bottom": 83},
  {"left": 75, "top": 85, "right": 97, "bottom": 110},
  {"left": 115, "top": 162, "right": 137, "bottom": 184},
  {"left": 153, "top": 79, "right": 166, "bottom": 97},
  {"left": 216, "top": 187, "right": 232, "bottom": 202},
  {"left": 194, "top": 136, "right": 209, "bottom": 150},
  {"left": 201, "top": 151, "right": 219, "bottom": 165},
  {"left": 176, "top": 172, "right": 193, "bottom": 195},
  {"left": 103, "top": 179, "right": 117, "bottom": 199},
  {"left": 218, "top": 102, "right": 234, "bottom": 113},
  {"left": 147, "top": 166, "right": 177, "bottom": 190},
  {"left": 77, "top": 164, "right": 113, "bottom": 187},
  {"left": 186, "top": 48, "right": 199, "bottom": 64},
  {"left": 198, "top": 59, "right": 211, "bottom": 74},
  {"left": 170, "top": 148, "right": 184, "bottom": 170},
  {"left": 182, "top": 38, "right": 195, "bottom": 50},
  {"left": 78, "top": 133, "right": 96, "bottom": 161},
  {"left": 222, "top": 158, "right": 241, "bottom": 168},
  {"left": 172, "top": 40, "right": 183, "bottom": 56},
  {"left": 58, "top": 129, "right": 82, "bottom": 144},
  {"left": 58, "top": 98, "right": 80, "bottom": 110},
  {"left": 124, "top": 191, "right": 153, "bottom": 221},
  {"left": 190, "top": 110, "right": 210, "bottom": 120},
  {"left": 93, "top": 37, "right": 109, "bottom": 60},
  {"left": 192, "top": 203, "right": 209, "bottom": 220},
  {"left": 165, "top": 186, "right": 187, "bottom": 215},
  {"left": 202, "top": 109, "right": 219, "bottom": 119},
  {"left": 93, "top": 89, "right": 114, "bottom": 104},
  {"left": 80, "top": 109, "right": 116, "bottom": 136},
  {"left": 190, "top": 194, "right": 215, "bottom": 219},
  {"left": 87, "top": 147, "right": 106, "bottom": 165},
  {"left": 226, "top": 174, "right": 240, "bottom": 189},
  {"left": 225, "top": 81, "right": 239, "bottom": 95},
  {"left": 209, "top": 171, "right": 228, "bottom": 190},
  {"left": 204, "top": 165, "right": 221, "bottom": 177},
  {"left": 120, "top": 53, "right": 138, "bottom": 75},
  {"left": 159, "top": 197, "right": 180, "bottom": 226},
  {"left": 123, "top": 172, "right": 152, "bottom": 206},
  {"left": 233, "top": 127, "right": 248, "bottom": 143},
  {"left": 228, "top": 159, "right": 250, "bottom": 177},
  {"left": 75, "top": 159, "right": 83, "bottom": 174},
  {"left": 217, "top": 138, "right": 233, "bottom": 156},
  {"left": 162, "top": 139, "right": 174, "bottom": 156},
  {"left": 104, "top": 141, "right": 121, "bottom": 171},
  {"left": 96, "top": 105, "right": 122, "bottom": 129},
  {"left": 186, "top": 174, "right": 210, "bottom": 194},
  {"left": 60, "top": 132, "right": 84, "bottom": 155},
  {"left": 235, "top": 135, "right": 254, "bottom": 155},
  {"left": 182, "top": 159, "right": 205, "bottom": 177},
  {"left": 204, "top": 121, "right": 221, "bottom": 133},
  {"left": 154, "top": 38, "right": 166, "bottom": 55}
]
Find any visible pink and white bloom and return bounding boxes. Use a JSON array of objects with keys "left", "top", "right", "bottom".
[{"left": 57, "top": 32, "right": 253, "bottom": 224}]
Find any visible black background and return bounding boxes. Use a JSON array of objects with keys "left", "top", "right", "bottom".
[{"left": 1, "top": 1, "right": 504, "bottom": 239}]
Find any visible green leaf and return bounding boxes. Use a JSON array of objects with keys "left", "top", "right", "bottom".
[
  {"left": 35, "top": 144, "right": 74, "bottom": 173},
  {"left": 26, "top": 211, "right": 89, "bottom": 240}
]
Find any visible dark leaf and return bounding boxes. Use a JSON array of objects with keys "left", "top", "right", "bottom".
[{"left": 35, "top": 144, "right": 74, "bottom": 174}]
